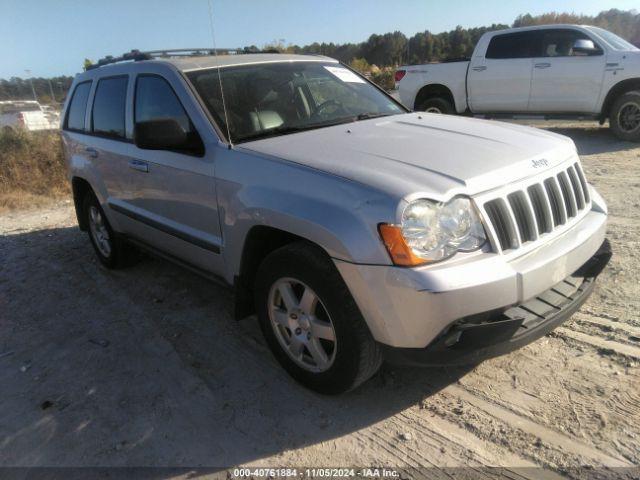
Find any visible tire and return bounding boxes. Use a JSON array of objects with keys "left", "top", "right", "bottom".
[
  {"left": 609, "top": 91, "right": 640, "bottom": 142},
  {"left": 417, "top": 97, "right": 454, "bottom": 114},
  {"left": 255, "top": 242, "right": 383, "bottom": 394},
  {"left": 82, "top": 192, "right": 133, "bottom": 269}
]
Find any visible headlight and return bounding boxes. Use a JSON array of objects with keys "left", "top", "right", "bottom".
[{"left": 379, "top": 197, "right": 486, "bottom": 266}]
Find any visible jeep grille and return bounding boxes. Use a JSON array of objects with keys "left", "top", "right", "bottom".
[{"left": 482, "top": 163, "right": 591, "bottom": 252}]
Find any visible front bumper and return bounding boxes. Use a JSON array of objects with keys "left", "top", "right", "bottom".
[
  {"left": 382, "top": 240, "right": 611, "bottom": 366},
  {"left": 335, "top": 200, "right": 608, "bottom": 349}
]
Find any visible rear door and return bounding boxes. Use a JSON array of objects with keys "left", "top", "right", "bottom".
[
  {"left": 468, "top": 31, "right": 536, "bottom": 112},
  {"left": 114, "top": 73, "right": 223, "bottom": 273},
  {"left": 528, "top": 29, "right": 607, "bottom": 113}
]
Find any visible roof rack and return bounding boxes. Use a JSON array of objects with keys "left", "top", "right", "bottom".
[{"left": 86, "top": 48, "right": 243, "bottom": 70}]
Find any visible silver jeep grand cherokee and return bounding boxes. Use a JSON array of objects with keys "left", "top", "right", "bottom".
[{"left": 62, "top": 51, "right": 610, "bottom": 394}]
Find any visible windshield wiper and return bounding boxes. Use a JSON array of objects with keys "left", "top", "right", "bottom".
[{"left": 354, "top": 112, "right": 391, "bottom": 121}]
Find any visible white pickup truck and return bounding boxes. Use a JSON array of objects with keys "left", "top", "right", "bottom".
[{"left": 396, "top": 24, "right": 640, "bottom": 141}]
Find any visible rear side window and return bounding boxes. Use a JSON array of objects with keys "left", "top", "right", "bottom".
[
  {"left": 92, "top": 76, "right": 128, "bottom": 138},
  {"left": 486, "top": 32, "right": 537, "bottom": 59},
  {"left": 134, "top": 75, "right": 192, "bottom": 132},
  {"left": 65, "top": 81, "right": 92, "bottom": 131}
]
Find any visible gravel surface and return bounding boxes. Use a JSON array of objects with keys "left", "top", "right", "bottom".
[{"left": 0, "top": 121, "right": 638, "bottom": 478}]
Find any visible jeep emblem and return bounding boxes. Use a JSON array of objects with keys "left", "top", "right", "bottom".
[{"left": 532, "top": 159, "right": 549, "bottom": 168}]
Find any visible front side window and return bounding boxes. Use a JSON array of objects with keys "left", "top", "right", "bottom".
[
  {"left": 486, "top": 32, "right": 537, "bottom": 59},
  {"left": 92, "top": 76, "right": 127, "bottom": 138},
  {"left": 65, "top": 81, "right": 92, "bottom": 131},
  {"left": 187, "top": 62, "right": 405, "bottom": 143},
  {"left": 134, "top": 75, "right": 193, "bottom": 132},
  {"left": 539, "top": 29, "right": 602, "bottom": 57}
]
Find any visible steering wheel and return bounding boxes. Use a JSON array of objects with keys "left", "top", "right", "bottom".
[{"left": 313, "top": 99, "right": 348, "bottom": 119}]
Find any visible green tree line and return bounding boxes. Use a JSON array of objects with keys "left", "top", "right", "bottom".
[{"left": 1, "top": 8, "right": 638, "bottom": 103}]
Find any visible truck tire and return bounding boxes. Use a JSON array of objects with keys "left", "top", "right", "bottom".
[
  {"left": 254, "top": 242, "right": 383, "bottom": 394},
  {"left": 83, "top": 192, "right": 134, "bottom": 269},
  {"left": 610, "top": 91, "right": 640, "bottom": 142},
  {"left": 418, "top": 97, "right": 454, "bottom": 114}
]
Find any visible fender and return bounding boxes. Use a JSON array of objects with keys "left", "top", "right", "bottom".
[{"left": 214, "top": 148, "right": 397, "bottom": 285}]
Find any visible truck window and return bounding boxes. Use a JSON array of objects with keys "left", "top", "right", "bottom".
[
  {"left": 64, "top": 82, "right": 92, "bottom": 131},
  {"left": 134, "top": 75, "right": 193, "bottom": 133},
  {"left": 486, "top": 32, "right": 536, "bottom": 59},
  {"left": 92, "top": 76, "right": 128, "bottom": 139},
  {"left": 540, "top": 30, "right": 601, "bottom": 57}
]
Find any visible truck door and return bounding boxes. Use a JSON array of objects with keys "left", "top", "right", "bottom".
[
  {"left": 528, "top": 29, "right": 607, "bottom": 113},
  {"left": 468, "top": 31, "right": 536, "bottom": 112}
]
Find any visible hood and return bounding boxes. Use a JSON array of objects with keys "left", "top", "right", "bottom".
[{"left": 238, "top": 112, "right": 577, "bottom": 199}]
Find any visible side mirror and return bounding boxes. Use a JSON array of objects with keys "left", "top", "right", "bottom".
[
  {"left": 573, "top": 39, "right": 601, "bottom": 55},
  {"left": 134, "top": 118, "right": 203, "bottom": 155}
]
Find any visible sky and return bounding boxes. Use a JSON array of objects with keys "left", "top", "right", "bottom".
[{"left": 1, "top": 0, "right": 638, "bottom": 78}]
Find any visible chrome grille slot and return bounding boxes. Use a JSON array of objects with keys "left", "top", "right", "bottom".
[
  {"left": 567, "top": 166, "right": 585, "bottom": 210},
  {"left": 507, "top": 191, "right": 536, "bottom": 243},
  {"left": 484, "top": 199, "right": 517, "bottom": 251},
  {"left": 481, "top": 162, "right": 592, "bottom": 254},
  {"left": 574, "top": 162, "right": 590, "bottom": 203},
  {"left": 557, "top": 171, "right": 577, "bottom": 218},
  {"left": 544, "top": 178, "right": 566, "bottom": 226},
  {"left": 527, "top": 184, "right": 553, "bottom": 234}
]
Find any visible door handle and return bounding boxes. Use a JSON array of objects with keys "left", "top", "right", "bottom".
[
  {"left": 85, "top": 147, "right": 98, "bottom": 158},
  {"left": 472, "top": 66, "right": 487, "bottom": 72},
  {"left": 128, "top": 159, "right": 149, "bottom": 173},
  {"left": 534, "top": 62, "right": 551, "bottom": 69}
]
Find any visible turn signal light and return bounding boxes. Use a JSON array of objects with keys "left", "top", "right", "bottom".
[{"left": 378, "top": 224, "right": 428, "bottom": 267}]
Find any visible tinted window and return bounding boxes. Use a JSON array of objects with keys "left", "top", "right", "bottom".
[
  {"left": 92, "top": 76, "right": 127, "bottom": 138},
  {"left": 486, "top": 32, "right": 536, "bottom": 59},
  {"left": 540, "top": 29, "right": 601, "bottom": 57},
  {"left": 65, "top": 81, "right": 91, "bottom": 131},
  {"left": 135, "top": 75, "right": 192, "bottom": 132}
]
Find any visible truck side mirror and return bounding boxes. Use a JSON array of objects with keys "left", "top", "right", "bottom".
[{"left": 572, "top": 39, "right": 601, "bottom": 56}]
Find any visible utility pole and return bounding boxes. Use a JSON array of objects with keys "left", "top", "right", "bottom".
[
  {"left": 48, "top": 79, "right": 56, "bottom": 103},
  {"left": 25, "top": 69, "right": 37, "bottom": 102}
]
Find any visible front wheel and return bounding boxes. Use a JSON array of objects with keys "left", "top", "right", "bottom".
[
  {"left": 610, "top": 91, "right": 640, "bottom": 142},
  {"left": 417, "top": 97, "right": 454, "bottom": 114},
  {"left": 255, "top": 242, "right": 382, "bottom": 394}
]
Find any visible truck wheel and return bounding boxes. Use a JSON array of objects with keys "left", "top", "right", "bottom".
[
  {"left": 83, "top": 192, "right": 134, "bottom": 269},
  {"left": 610, "top": 91, "right": 640, "bottom": 141},
  {"left": 254, "top": 242, "right": 383, "bottom": 394},
  {"left": 418, "top": 97, "right": 454, "bottom": 114}
]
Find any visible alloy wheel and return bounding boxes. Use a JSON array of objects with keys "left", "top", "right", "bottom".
[
  {"left": 267, "top": 277, "right": 337, "bottom": 372},
  {"left": 88, "top": 205, "right": 112, "bottom": 257}
]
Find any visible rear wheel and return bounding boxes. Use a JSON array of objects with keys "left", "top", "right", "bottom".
[
  {"left": 417, "top": 97, "right": 454, "bottom": 114},
  {"left": 83, "top": 192, "right": 133, "bottom": 269},
  {"left": 610, "top": 91, "right": 640, "bottom": 142},
  {"left": 255, "top": 242, "right": 383, "bottom": 394}
]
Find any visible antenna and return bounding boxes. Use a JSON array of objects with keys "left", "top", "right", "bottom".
[{"left": 207, "top": 0, "right": 233, "bottom": 147}]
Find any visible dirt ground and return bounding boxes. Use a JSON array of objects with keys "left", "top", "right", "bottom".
[{"left": 0, "top": 121, "right": 639, "bottom": 478}]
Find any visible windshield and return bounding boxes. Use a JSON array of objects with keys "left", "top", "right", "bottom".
[
  {"left": 588, "top": 27, "right": 639, "bottom": 51},
  {"left": 186, "top": 61, "right": 406, "bottom": 143}
]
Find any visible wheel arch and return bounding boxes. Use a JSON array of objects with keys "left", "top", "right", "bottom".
[
  {"left": 233, "top": 226, "right": 329, "bottom": 320},
  {"left": 71, "top": 176, "right": 94, "bottom": 231},
  {"left": 414, "top": 83, "right": 455, "bottom": 111},
  {"left": 601, "top": 78, "right": 640, "bottom": 120}
]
